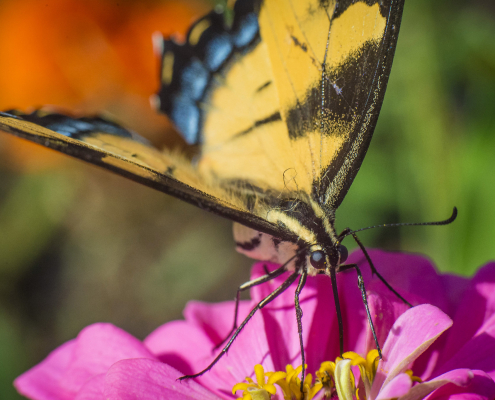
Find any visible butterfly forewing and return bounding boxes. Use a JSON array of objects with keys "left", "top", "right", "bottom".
[
  {"left": 158, "top": 0, "right": 404, "bottom": 215},
  {"left": 257, "top": 0, "right": 404, "bottom": 209}
]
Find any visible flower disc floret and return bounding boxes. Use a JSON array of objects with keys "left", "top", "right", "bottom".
[
  {"left": 232, "top": 364, "right": 285, "bottom": 400},
  {"left": 272, "top": 365, "right": 322, "bottom": 400}
]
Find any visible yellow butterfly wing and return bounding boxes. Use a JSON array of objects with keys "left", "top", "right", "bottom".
[
  {"left": 0, "top": 0, "right": 405, "bottom": 243},
  {"left": 257, "top": 0, "right": 404, "bottom": 209}
]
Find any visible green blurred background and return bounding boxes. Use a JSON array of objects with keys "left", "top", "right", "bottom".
[{"left": 0, "top": 0, "right": 493, "bottom": 398}]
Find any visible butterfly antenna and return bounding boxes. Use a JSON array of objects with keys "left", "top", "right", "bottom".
[{"left": 342, "top": 207, "right": 457, "bottom": 238}]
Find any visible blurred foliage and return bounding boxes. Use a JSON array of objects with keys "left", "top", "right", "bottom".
[
  {"left": 339, "top": 0, "right": 495, "bottom": 276},
  {"left": 0, "top": 0, "right": 493, "bottom": 399}
]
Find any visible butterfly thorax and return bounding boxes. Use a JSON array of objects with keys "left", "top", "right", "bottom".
[{"left": 234, "top": 197, "right": 347, "bottom": 277}]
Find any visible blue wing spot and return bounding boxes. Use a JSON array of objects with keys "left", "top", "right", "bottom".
[
  {"left": 171, "top": 96, "right": 200, "bottom": 144},
  {"left": 181, "top": 60, "right": 209, "bottom": 100},
  {"left": 1, "top": 111, "right": 21, "bottom": 119},
  {"left": 205, "top": 34, "right": 233, "bottom": 71},
  {"left": 49, "top": 120, "right": 94, "bottom": 137},
  {"left": 234, "top": 14, "right": 258, "bottom": 47}
]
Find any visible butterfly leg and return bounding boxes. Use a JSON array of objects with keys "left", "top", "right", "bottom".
[
  {"left": 294, "top": 269, "right": 308, "bottom": 393},
  {"left": 327, "top": 263, "right": 344, "bottom": 357},
  {"left": 337, "top": 263, "right": 382, "bottom": 358},
  {"left": 213, "top": 263, "right": 288, "bottom": 350},
  {"left": 349, "top": 232, "right": 412, "bottom": 308},
  {"left": 179, "top": 272, "right": 299, "bottom": 381}
]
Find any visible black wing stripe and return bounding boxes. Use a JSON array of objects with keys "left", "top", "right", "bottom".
[
  {"left": 233, "top": 111, "right": 282, "bottom": 138},
  {"left": 0, "top": 112, "right": 298, "bottom": 241},
  {"left": 319, "top": 0, "right": 405, "bottom": 207},
  {"left": 235, "top": 232, "right": 262, "bottom": 250},
  {"left": 255, "top": 81, "right": 272, "bottom": 93}
]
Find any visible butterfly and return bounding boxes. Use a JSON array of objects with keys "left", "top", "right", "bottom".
[{"left": 0, "top": 0, "right": 427, "bottom": 381}]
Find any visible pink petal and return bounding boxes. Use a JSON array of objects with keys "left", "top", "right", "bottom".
[
  {"left": 145, "top": 298, "right": 273, "bottom": 396},
  {"left": 249, "top": 262, "right": 334, "bottom": 373},
  {"left": 376, "top": 373, "right": 412, "bottom": 400},
  {"left": 144, "top": 320, "right": 210, "bottom": 375},
  {"left": 425, "top": 370, "right": 495, "bottom": 400},
  {"left": 351, "top": 250, "right": 449, "bottom": 310},
  {"left": 371, "top": 305, "right": 452, "bottom": 399},
  {"left": 74, "top": 375, "right": 105, "bottom": 400},
  {"left": 192, "top": 305, "right": 274, "bottom": 398},
  {"left": 305, "top": 272, "right": 342, "bottom": 371},
  {"left": 15, "top": 340, "right": 76, "bottom": 400},
  {"left": 406, "top": 272, "right": 470, "bottom": 380},
  {"left": 104, "top": 358, "right": 220, "bottom": 400},
  {"left": 183, "top": 300, "right": 252, "bottom": 345},
  {"left": 15, "top": 323, "right": 154, "bottom": 400},
  {"left": 150, "top": 298, "right": 274, "bottom": 397},
  {"left": 396, "top": 369, "right": 495, "bottom": 400},
  {"left": 326, "top": 257, "right": 373, "bottom": 358},
  {"left": 364, "top": 291, "right": 410, "bottom": 354},
  {"left": 435, "top": 313, "right": 495, "bottom": 379},
  {"left": 399, "top": 368, "right": 473, "bottom": 400},
  {"left": 438, "top": 263, "right": 495, "bottom": 367},
  {"left": 145, "top": 299, "right": 252, "bottom": 376},
  {"left": 339, "top": 250, "right": 450, "bottom": 359},
  {"left": 259, "top": 273, "right": 326, "bottom": 372},
  {"left": 249, "top": 262, "right": 294, "bottom": 305},
  {"left": 437, "top": 273, "right": 470, "bottom": 317}
]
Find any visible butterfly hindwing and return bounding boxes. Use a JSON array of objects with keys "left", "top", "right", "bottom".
[{"left": 0, "top": 110, "right": 285, "bottom": 238}]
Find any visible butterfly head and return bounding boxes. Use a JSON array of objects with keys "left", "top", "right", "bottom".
[{"left": 307, "top": 243, "right": 348, "bottom": 275}]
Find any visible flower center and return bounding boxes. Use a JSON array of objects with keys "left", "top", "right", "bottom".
[
  {"left": 233, "top": 350, "right": 402, "bottom": 400},
  {"left": 233, "top": 364, "right": 322, "bottom": 400}
]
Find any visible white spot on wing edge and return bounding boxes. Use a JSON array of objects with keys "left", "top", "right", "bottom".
[
  {"left": 152, "top": 31, "right": 164, "bottom": 56},
  {"left": 149, "top": 94, "right": 161, "bottom": 111}
]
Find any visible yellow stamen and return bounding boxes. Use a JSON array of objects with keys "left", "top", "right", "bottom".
[
  {"left": 316, "top": 360, "right": 337, "bottom": 397},
  {"left": 269, "top": 364, "right": 323, "bottom": 400},
  {"left": 405, "top": 369, "right": 422, "bottom": 383},
  {"left": 233, "top": 364, "right": 286, "bottom": 400},
  {"left": 341, "top": 350, "right": 380, "bottom": 398},
  {"left": 255, "top": 364, "right": 266, "bottom": 386}
]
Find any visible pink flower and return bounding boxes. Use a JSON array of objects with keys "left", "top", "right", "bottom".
[
  {"left": 14, "top": 250, "right": 495, "bottom": 400},
  {"left": 358, "top": 304, "right": 495, "bottom": 400}
]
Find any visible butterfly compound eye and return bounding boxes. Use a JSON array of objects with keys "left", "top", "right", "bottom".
[
  {"left": 310, "top": 250, "right": 326, "bottom": 270},
  {"left": 338, "top": 244, "right": 348, "bottom": 264}
]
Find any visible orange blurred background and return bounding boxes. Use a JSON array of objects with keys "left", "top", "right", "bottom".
[
  {"left": 0, "top": 0, "right": 209, "bottom": 170},
  {"left": 0, "top": 2, "right": 254, "bottom": 399},
  {"left": 0, "top": 1, "right": 494, "bottom": 399}
]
